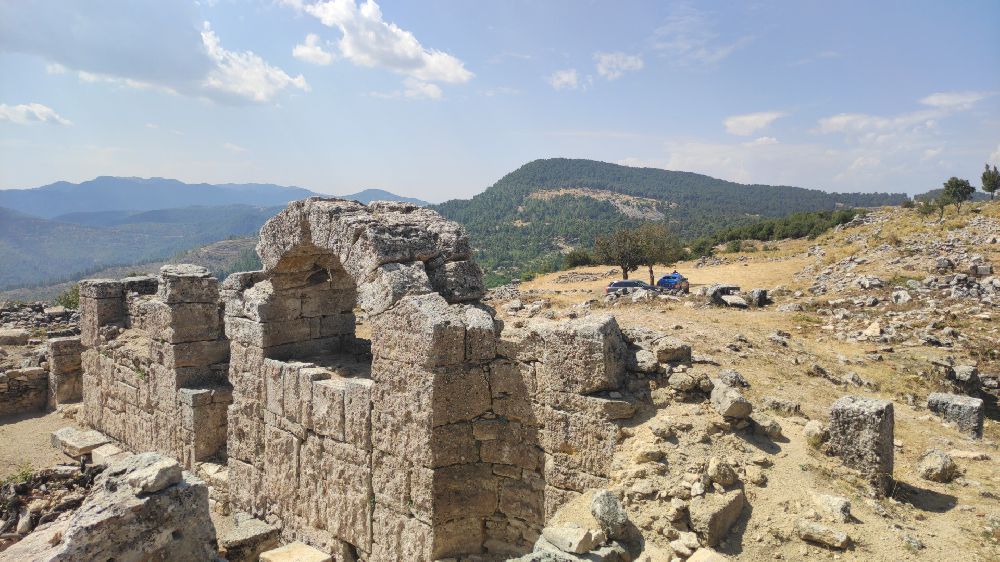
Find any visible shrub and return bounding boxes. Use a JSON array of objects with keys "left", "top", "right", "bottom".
[
  {"left": 562, "top": 249, "right": 595, "bottom": 269},
  {"left": 54, "top": 284, "right": 80, "bottom": 309}
]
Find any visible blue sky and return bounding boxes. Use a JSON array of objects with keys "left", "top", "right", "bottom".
[{"left": 1, "top": 0, "right": 998, "bottom": 202}]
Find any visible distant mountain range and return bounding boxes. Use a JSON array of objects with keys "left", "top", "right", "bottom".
[
  {"left": 0, "top": 176, "right": 428, "bottom": 219},
  {"left": 0, "top": 162, "right": 911, "bottom": 293},
  {"left": 0, "top": 178, "right": 427, "bottom": 290},
  {"left": 432, "top": 158, "right": 909, "bottom": 274}
]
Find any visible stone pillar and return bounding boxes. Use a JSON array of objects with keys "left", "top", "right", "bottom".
[
  {"left": 178, "top": 387, "right": 233, "bottom": 467},
  {"left": 155, "top": 265, "right": 229, "bottom": 386},
  {"left": 79, "top": 280, "right": 125, "bottom": 347},
  {"left": 47, "top": 336, "right": 83, "bottom": 407},
  {"left": 828, "top": 396, "right": 894, "bottom": 496}
]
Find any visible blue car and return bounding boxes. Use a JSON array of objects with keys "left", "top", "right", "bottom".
[{"left": 656, "top": 272, "right": 690, "bottom": 293}]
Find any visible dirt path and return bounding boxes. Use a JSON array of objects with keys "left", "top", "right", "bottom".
[{"left": 0, "top": 410, "right": 80, "bottom": 480}]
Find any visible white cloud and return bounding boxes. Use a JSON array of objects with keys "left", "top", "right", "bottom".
[
  {"left": 0, "top": 2, "right": 305, "bottom": 104},
  {"left": 0, "top": 103, "right": 72, "bottom": 126},
  {"left": 724, "top": 111, "right": 786, "bottom": 136},
  {"left": 746, "top": 136, "right": 778, "bottom": 146},
  {"left": 651, "top": 5, "right": 751, "bottom": 66},
  {"left": 617, "top": 157, "right": 665, "bottom": 169},
  {"left": 285, "top": 0, "right": 472, "bottom": 88},
  {"left": 201, "top": 22, "right": 309, "bottom": 103},
  {"left": 223, "top": 142, "right": 247, "bottom": 153},
  {"left": 548, "top": 69, "right": 579, "bottom": 90},
  {"left": 594, "top": 52, "right": 644, "bottom": 80},
  {"left": 920, "top": 91, "right": 993, "bottom": 110},
  {"left": 293, "top": 33, "right": 335, "bottom": 65}
]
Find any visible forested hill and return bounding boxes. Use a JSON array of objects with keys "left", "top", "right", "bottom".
[{"left": 432, "top": 158, "right": 907, "bottom": 273}]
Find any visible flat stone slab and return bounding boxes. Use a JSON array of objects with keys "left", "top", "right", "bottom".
[
  {"left": 0, "top": 328, "right": 30, "bottom": 346},
  {"left": 259, "top": 542, "right": 331, "bottom": 562},
  {"left": 51, "top": 427, "right": 111, "bottom": 458},
  {"left": 91, "top": 443, "right": 129, "bottom": 465}
]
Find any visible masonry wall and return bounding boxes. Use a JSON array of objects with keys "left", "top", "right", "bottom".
[
  {"left": 0, "top": 366, "right": 48, "bottom": 416},
  {"left": 79, "top": 267, "right": 232, "bottom": 468}
]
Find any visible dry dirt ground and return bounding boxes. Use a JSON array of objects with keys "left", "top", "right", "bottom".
[
  {"left": 507, "top": 204, "right": 1000, "bottom": 561},
  {"left": 0, "top": 410, "right": 82, "bottom": 480}
]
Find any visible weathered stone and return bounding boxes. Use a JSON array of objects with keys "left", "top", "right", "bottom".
[
  {"left": 827, "top": 396, "right": 894, "bottom": 496},
  {"left": 710, "top": 385, "right": 752, "bottom": 419},
  {"left": 803, "top": 420, "right": 827, "bottom": 447},
  {"left": 541, "top": 524, "right": 606, "bottom": 554},
  {"left": 0, "top": 452, "right": 217, "bottom": 561},
  {"left": 124, "top": 452, "right": 183, "bottom": 494},
  {"left": 917, "top": 449, "right": 959, "bottom": 483},
  {"left": 590, "top": 490, "right": 628, "bottom": 540},
  {"left": 0, "top": 328, "right": 30, "bottom": 345},
  {"left": 707, "top": 457, "right": 738, "bottom": 487},
  {"left": 688, "top": 489, "right": 746, "bottom": 546},
  {"left": 927, "top": 392, "right": 983, "bottom": 438},
  {"left": 812, "top": 493, "right": 851, "bottom": 523},
  {"left": 51, "top": 427, "right": 111, "bottom": 458},
  {"left": 795, "top": 519, "right": 850, "bottom": 549}
]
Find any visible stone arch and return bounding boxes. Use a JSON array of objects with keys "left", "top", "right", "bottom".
[{"left": 222, "top": 198, "right": 497, "bottom": 559}]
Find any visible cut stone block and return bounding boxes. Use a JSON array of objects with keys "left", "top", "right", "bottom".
[
  {"left": 927, "top": 392, "right": 984, "bottom": 438},
  {"left": 219, "top": 513, "right": 280, "bottom": 562},
  {"left": 259, "top": 541, "right": 332, "bottom": 562},
  {"left": 91, "top": 443, "right": 128, "bottom": 465},
  {"left": 827, "top": 396, "right": 894, "bottom": 496},
  {"left": 51, "top": 427, "right": 111, "bottom": 458}
]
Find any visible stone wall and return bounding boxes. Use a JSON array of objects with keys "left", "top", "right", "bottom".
[
  {"left": 0, "top": 366, "right": 48, "bottom": 417},
  {"left": 80, "top": 266, "right": 231, "bottom": 468},
  {"left": 48, "top": 336, "right": 83, "bottom": 407},
  {"left": 75, "top": 197, "right": 641, "bottom": 561}
]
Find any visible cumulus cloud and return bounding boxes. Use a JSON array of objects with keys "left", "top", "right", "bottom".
[
  {"left": 0, "top": 1, "right": 306, "bottom": 104},
  {"left": 293, "top": 33, "right": 335, "bottom": 65},
  {"left": 201, "top": 23, "right": 309, "bottom": 103},
  {"left": 724, "top": 111, "right": 786, "bottom": 136},
  {"left": 548, "top": 69, "right": 579, "bottom": 90},
  {"left": 594, "top": 52, "right": 644, "bottom": 80},
  {"left": 284, "top": 0, "right": 472, "bottom": 92},
  {"left": 651, "top": 4, "right": 751, "bottom": 66},
  {"left": 0, "top": 102, "right": 72, "bottom": 126},
  {"left": 920, "top": 91, "right": 993, "bottom": 110}
]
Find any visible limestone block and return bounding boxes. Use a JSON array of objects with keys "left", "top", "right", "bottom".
[
  {"left": 927, "top": 392, "right": 984, "bottom": 437},
  {"left": 0, "top": 328, "right": 30, "bottom": 345},
  {"left": 225, "top": 316, "right": 312, "bottom": 349},
  {"left": 151, "top": 339, "right": 229, "bottom": 369},
  {"left": 433, "top": 464, "right": 498, "bottom": 522},
  {"left": 372, "top": 450, "right": 412, "bottom": 514},
  {"left": 488, "top": 360, "right": 536, "bottom": 423},
  {"left": 344, "top": 377, "right": 372, "bottom": 450},
  {"left": 311, "top": 377, "right": 346, "bottom": 440},
  {"left": 480, "top": 422, "right": 542, "bottom": 471},
  {"left": 80, "top": 295, "right": 124, "bottom": 346},
  {"left": 499, "top": 476, "right": 544, "bottom": 525},
  {"left": 428, "top": 259, "right": 486, "bottom": 303},
  {"left": 432, "top": 366, "right": 491, "bottom": 426},
  {"left": 121, "top": 274, "right": 159, "bottom": 295},
  {"left": 158, "top": 264, "right": 218, "bottom": 303},
  {"left": 539, "top": 406, "right": 620, "bottom": 478},
  {"left": 710, "top": 385, "right": 752, "bottom": 419},
  {"left": 370, "top": 293, "right": 466, "bottom": 368},
  {"left": 463, "top": 305, "right": 497, "bottom": 362},
  {"left": 357, "top": 261, "right": 433, "bottom": 315},
  {"left": 369, "top": 504, "right": 432, "bottom": 562},
  {"left": 144, "top": 301, "right": 223, "bottom": 343},
  {"left": 79, "top": 279, "right": 124, "bottom": 299},
  {"left": 827, "top": 396, "right": 894, "bottom": 496},
  {"left": 535, "top": 314, "right": 626, "bottom": 395},
  {"left": 689, "top": 489, "right": 746, "bottom": 546},
  {"left": 262, "top": 425, "right": 300, "bottom": 520},
  {"left": 51, "top": 427, "right": 111, "bottom": 458},
  {"left": 431, "top": 422, "right": 478, "bottom": 467},
  {"left": 228, "top": 458, "right": 265, "bottom": 517}
]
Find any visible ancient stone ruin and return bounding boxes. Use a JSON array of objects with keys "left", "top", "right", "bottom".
[{"left": 69, "top": 198, "right": 639, "bottom": 560}]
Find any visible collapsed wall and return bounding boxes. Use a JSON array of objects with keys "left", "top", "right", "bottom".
[{"left": 76, "top": 197, "right": 640, "bottom": 561}]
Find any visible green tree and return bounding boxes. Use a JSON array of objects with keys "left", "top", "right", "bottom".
[
  {"left": 54, "top": 284, "right": 80, "bottom": 309},
  {"left": 594, "top": 228, "right": 643, "bottom": 280},
  {"left": 562, "top": 249, "right": 595, "bottom": 269},
  {"left": 982, "top": 163, "right": 1000, "bottom": 201},
  {"left": 942, "top": 176, "right": 974, "bottom": 213},
  {"left": 636, "top": 223, "right": 685, "bottom": 285}
]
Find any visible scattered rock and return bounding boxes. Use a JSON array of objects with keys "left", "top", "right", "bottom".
[
  {"left": 689, "top": 489, "right": 746, "bottom": 546},
  {"left": 795, "top": 519, "right": 850, "bottom": 549},
  {"left": 917, "top": 449, "right": 959, "bottom": 483}
]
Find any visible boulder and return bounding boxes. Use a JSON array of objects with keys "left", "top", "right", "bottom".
[
  {"left": 590, "top": 490, "right": 629, "bottom": 540},
  {"left": 720, "top": 295, "right": 748, "bottom": 308},
  {"left": 812, "top": 493, "right": 851, "bottom": 523},
  {"left": 826, "top": 396, "right": 894, "bottom": 496},
  {"left": 710, "top": 385, "right": 752, "bottom": 419},
  {"left": 688, "top": 489, "right": 746, "bottom": 546},
  {"left": 917, "top": 449, "right": 959, "bottom": 483},
  {"left": 541, "top": 524, "right": 606, "bottom": 554}
]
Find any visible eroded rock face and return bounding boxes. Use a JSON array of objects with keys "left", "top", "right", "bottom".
[{"left": 1, "top": 453, "right": 216, "bottom": 562}]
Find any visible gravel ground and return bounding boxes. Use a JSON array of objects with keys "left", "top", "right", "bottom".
[{"left": 0, "top": 410, "right": 81, "bottom": 480}]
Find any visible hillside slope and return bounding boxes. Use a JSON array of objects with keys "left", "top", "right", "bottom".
[
  {"left": 492, "top": 200, "right": 999, "bottom": 561},
  {"left": 433, "top": 158, "right": 908, "bottom": 273},
  {"left": 0, "top": 205, "right": 279, "bottom": 289}
]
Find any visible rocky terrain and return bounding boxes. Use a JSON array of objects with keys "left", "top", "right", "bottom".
[
  {"left": 0, "top": 199, "right": 997, "bottom": 561},
  {"left": 491, "top": 201, "right": 999, "bottom": 561}
]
